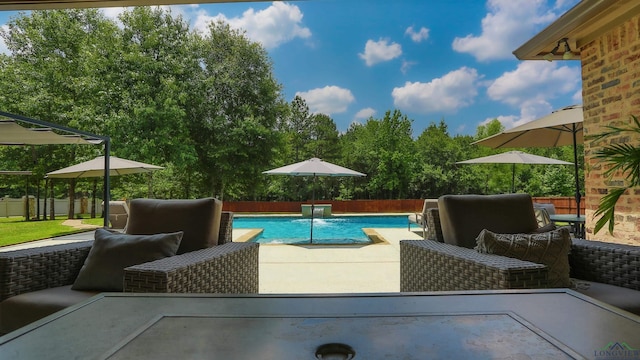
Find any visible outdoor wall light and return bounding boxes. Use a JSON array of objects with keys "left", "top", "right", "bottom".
[
  {"left": 543, "top": 38, "right": 574, "bottom": 61},
  {"left": 563, "top": 39, "right": 575, "bottom": 60}
]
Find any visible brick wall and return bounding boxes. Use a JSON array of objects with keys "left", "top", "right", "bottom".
[{"left": 581, "top": 14, "right": 640, "bottom": 245}]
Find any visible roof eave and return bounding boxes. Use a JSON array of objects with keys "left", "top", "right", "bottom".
[{"left": 513, "top": 0, "right": 640, "bottom": 60}]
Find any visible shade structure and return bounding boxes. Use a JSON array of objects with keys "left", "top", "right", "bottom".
[
  {"left": 47, "top": 156, "right": 163, "bottom": 179},
  {"left": 0, "top": 120, "right": 102, "bottom": 145},
  {"left": 263, "top": 158, "right": 366, "bottom": 243},
  {"left": 457, "top": 151, "right": 572, "bottom": 193},
  {"left": 473, "top": 105, "right": 583, "bottom": 216},
  {"left": 0, "top": 111, "right": 110, "bottom": 226}
]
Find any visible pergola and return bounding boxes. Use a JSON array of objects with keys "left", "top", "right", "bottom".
[{"left": 0, "top": 111, "right": 111, "bottom": 226}]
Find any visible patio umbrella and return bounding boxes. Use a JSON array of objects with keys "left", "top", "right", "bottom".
[
  {"left": 47, "top": 156, "right": 163, "bottom": 178},
  {"left": 457, "top": 151, "right": 572, "bottom": 193},
  {"left": 263, "top": 158, "right": 366, "bottom": 243},
  {"left": 47, "top": 156, "right": 163, "bottom": 220},
  {"left": 473, "top": 104, "right": 583, "bottom": 215}
]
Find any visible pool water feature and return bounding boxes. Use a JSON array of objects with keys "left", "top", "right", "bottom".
[{"left": 234, "top": 215, "right": 408, "bottom": 245}]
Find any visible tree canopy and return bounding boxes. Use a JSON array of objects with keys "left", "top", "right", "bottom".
[{"left": 0, "top": 8, "right": 583, "bottom": 207}]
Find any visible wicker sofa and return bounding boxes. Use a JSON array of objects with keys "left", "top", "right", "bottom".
[
  {"left": 400, "top": 194, "right": 640, "bottom": 315},
  {"left": 0, "top": 198, "right": 259, "bottom": 334}
]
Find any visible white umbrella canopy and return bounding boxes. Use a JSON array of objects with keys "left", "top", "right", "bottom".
[
  {"left": 472, "top": 105, "right": 583, "bottom": 149},
  {"left": 457, "top": 151, "right": 573, "bottom": 166},
  {"left": 263, "top": 157, "right": 366, "bottom": 177},
  {"left": 457, "top": 151, "right": 572, "bottom": 193},
  {"left": 473, "top": 105, "right": 584, "bottom": 215},
  {"left": 47, "top": 156, "right": 163, "bottom": 179},
  {"left": 263, "top": 158, "right": 366, "bottom": 243}
]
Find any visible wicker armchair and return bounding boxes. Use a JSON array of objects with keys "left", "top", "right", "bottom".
[
  {"left": 401, "top": 193, "right": 640, "bottom": 315},
  {"left": 0, "top": 208, "right": 259, "bottom": 334},
  {"left": 401, "top": 238, "right": 640, "bottom": 291}
]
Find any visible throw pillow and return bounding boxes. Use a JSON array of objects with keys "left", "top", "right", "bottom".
[
  {"left": 72, "top": 228, "right": 183, "bottom": 291},
  {"left": 474, "top": 227, "right": 572, "bottom": 288}
]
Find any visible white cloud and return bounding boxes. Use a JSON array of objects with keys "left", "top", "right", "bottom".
[
  {"left": 483, "top": 61, "right": 580, "bottom": 128},
  {"left": 452, "top": 0, "right": 559, "bottom": 61},
  {"left": 401, "top": 60, "right": 417, "bottom": 74},
  {"left": 487, "top": 61, "right": 580, "bottom": 107},
  {"left": 391, "top": 67, "right": 480, "bottom": 114},
  {"left": 354, "top": 107, "right": 376, "bottom": 120},
  {"left": 194, "top": 2, "right": 311, "bottom": 49},
  {"left": 296, "top": 86, "right": 355, "bottom": 115},
  {"left": 101, "top": 7, "right": 128, "bottom": 22},
  {"left": 359, "top": 38, "right": 402, "bottom": 66},
  {"left": 405, "top": 26, "right": 429, "bottom": 43},
  {"left": 480, "top": 114, "right": 521, "bottom": 130},
  {"left": 572, "top": 89, "right": 583, "bottom": 103},
  {"left": 0, "top": 25, "right": 10, "bottom": 55}
]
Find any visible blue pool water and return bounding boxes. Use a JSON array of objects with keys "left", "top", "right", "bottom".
[{"left": 234, "top": 215, "right": 409, "bottom": 244}]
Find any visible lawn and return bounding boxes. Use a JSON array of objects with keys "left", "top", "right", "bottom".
[{"left": 0, "top": 216, "right": 103, "bottom": 247}]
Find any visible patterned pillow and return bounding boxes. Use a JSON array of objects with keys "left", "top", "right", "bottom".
[{"left": 475, "top": 227, "right": 572, "bottom": 288}]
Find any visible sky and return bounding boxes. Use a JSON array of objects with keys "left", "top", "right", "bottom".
[{"left": 0, "top": 0, "right": 583, "bottom": 136}]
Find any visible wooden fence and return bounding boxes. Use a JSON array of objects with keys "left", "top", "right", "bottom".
[
  {"left": 2, "top": 196, "right": 583, "bottom": 218},
  {"left": 223, "top": 197, "right": 583, "bottom": 215}
]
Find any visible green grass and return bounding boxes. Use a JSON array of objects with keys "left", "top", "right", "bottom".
[{"left": 0, "top": 216, "right": 103, "bottom": 247}]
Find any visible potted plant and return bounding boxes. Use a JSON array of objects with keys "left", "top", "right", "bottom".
[{"left": 590, "top": 115, "right": 640, "bottom": 234}]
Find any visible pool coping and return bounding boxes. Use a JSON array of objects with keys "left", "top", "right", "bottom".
[{"left": 233, "top": 227, "right": 391, "bottom": 246}]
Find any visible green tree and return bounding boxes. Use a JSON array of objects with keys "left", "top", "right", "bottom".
[
  {"left": 109, "top": 7, "right": 199, "bottom": 195},
  {"left": 0, "top": 9, "right": 116, "bottom": 216},
  {"left": 342, "top": 110, "right": 416, "bottom": 199},
  {"left": 190, "top": 20, "right": 285, "bottom": 199}
]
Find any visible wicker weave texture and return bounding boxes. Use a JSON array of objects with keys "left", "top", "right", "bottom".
[
  {"left": 400, "top": 240, "right": 549, "bottom": 292},
  {"left": 0, "top": 241, "right": 93, "bottom": 301},
  {"left": 424, "top": 208, "right": 444, "bottom": 242},
  {"left": 123, "top": 242, "right": 259, "bottom": 294},
  {"left": 219, "top": 211, "right": 233, "bottom": 244},
  {"left": 569, "top": 238, "right": 640, "bottom": 291},
  {"left": 401, "top": 238, "right": 640, "bottom": 293}
]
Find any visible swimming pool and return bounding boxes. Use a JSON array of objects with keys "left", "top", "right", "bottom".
[{"left": 234, "top": 215, "right": 410, "bottom": 244}]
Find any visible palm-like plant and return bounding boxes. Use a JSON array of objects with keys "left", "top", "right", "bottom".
[{"left": 590, "top": 115, "right": 640, "bottom": 234}]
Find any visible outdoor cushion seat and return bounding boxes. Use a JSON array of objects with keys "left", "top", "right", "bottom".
[
  {"left": 437, "top": 193, "right": 539, "bottom": 249},
  {"left": 400, "top": 194, "right": 640, "bottom": 316},
  {"left": 0, "top": 198, "right": 259, "bottom": 335},
  {"left": 0, "top": 285, "right": 99, "bottom": 334},
  {"left": 573, "top": 281, "right": 640, "bottom": 315}
]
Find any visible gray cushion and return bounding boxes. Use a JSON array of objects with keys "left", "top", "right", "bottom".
[
  {"left": 72, "top": 228, "right": 183, "bottom": 291},
  {"left": 126, "top": 198, "right": 223, "bottom": 254},
  {"left": 573, "top": 280, "right": 640, "bottom": 315},
  {"left": 438, "top": 194, "right": 539, "bottom": 249},
  {"left": 0, "top": 285, "right": 98, "bottom": 334},
  {"left": 475, "top": 227, "right": 572, "bottom": 288}
]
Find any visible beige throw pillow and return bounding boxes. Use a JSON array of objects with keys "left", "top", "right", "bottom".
[
  {"left": 72, "top": 228, "right": 183, "bottom": 291},
  {"left": 475, "top": 227, "right": 572, "bottom": 288}
]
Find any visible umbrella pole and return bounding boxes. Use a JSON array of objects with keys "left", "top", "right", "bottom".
[
  {"left": 310, "top": 175, "right": 316, "bottom": 244},
  {"left": 573, "top": 125, "right": 581, "bottom": 217},
  {"left": 511, "top": 163, "right": 516, "bottom": 193}
]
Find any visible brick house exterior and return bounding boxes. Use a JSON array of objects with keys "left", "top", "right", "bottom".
[
  {"left": 581, "top": 14, "right": 640, "bottom": 245},
  {"left": 516, "top": 0, "right": 640, "bottom": 245}
]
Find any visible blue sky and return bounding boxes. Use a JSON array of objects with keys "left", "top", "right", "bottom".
[{"left": 0, "top": 0, "right": 583, "bottom": 136}]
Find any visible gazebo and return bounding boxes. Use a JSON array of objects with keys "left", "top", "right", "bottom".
[{"left": 0, "top": 111, "right": 111, "bottom": 225}]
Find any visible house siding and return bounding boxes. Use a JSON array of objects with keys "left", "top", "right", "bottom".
[{"left": 581, "top": 14, "right": 640, "bottom": 245}]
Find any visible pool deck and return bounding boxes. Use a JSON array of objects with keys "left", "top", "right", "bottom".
[{"left": 0, "top": 219, "right": 425, "bottom": 294}]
